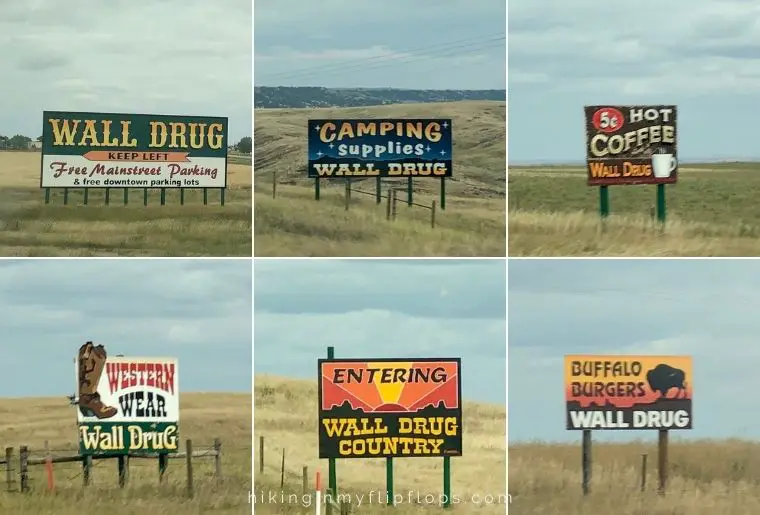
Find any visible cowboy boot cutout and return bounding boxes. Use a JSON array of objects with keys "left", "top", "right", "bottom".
[{"left": 78, "top": 342, "right": 117, "bottom": 419}]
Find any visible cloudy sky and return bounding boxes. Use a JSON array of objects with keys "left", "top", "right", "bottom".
[
  {"left": 509, "top": 259, "right": 760, "bottom": 443},
  {"left": 254, "top": 0, "right": 506, "bottom": 89},
  {"left": 0, "top": 1, "right": 250, "bottom": 143},
  {"left": 509, "top": 0, "right": 760, "bottom": 163},
  {"left": 0, "top": 259, "right": 251, "bottom": 397},
  {"left": 254, "top": 259, "right": 506, "bottom": 405}
]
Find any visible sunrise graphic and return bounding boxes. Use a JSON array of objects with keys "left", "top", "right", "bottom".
[{"left": 320, "top": 360, "right": 460, "bottom": 413}]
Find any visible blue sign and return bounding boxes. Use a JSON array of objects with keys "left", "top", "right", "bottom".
[{"left": 307, "top": 119, "right": 452, "bottom": 178}]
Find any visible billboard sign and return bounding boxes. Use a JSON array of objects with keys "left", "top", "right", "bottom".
[
  {"left": 584, "top": 105, "right": 677, "bottom": 186},
  {"left": 565, "top": 355, "right": 692, "bottom": 430},
  {"left": 307, "top": 119, "right": 452, "bottom": 178},
  {"left": 76, "top": 342, "right": 179, "bottom": 455},
  {"left": 318, "top": 358, "right": 462, "bottom": 458},
  {"left": 41, "top": 111, "right": 228, "bottom": 189}
]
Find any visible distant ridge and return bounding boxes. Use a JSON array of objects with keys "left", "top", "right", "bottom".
[{"left": 254, "top": 86, "right": 506, "bottom": 109}]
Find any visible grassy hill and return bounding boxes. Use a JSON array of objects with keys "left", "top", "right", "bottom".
[
  {"left": 0, "top": 393, "right": 251, "bottom": 514},
  {"left": 510, "top": 439, "right": 760, "bottom": 514},
  {"left": 254, "top": 101, "right": 506, "bottom": 256},
  {"left": 509, "top": 163, "right": 760, "bottom": 256},
  {"left": 253, "top": 87, "right": 506, "bottom": 109},
  {"left": 254, "top": 375, "right": 506, "bottom": 514}
]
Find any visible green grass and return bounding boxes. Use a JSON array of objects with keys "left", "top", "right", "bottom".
[
  {"left": 254, "top": 183, "right": 505, "bottom": 257},
  {"left": 508, "top": 163, "right": 760, "bottom": 256},
  {"left": 0, "top": 151, "right": 251, "bottom": 256}
]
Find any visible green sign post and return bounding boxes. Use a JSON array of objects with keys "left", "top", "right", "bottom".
[
  {"left": 585, "top": 104, "right": 678, "bottom": 229},
  {"left": 319, "top": 346, "right": 461, "bottom": 509}
]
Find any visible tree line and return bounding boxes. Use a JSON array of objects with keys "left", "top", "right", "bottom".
[{"left": 0, "top": 135, "right": 252, "bottom": 153}]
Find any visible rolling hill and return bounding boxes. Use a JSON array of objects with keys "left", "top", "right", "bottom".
[
  {"left": 253, "top": 100, "right": 506, "bottom": 256},
  {"left": 253, "top": 87, "right": 506, "bottom": 109}
]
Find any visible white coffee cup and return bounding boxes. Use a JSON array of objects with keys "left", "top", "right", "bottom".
[{"left": 652, "top": 153, "right": 677, "bottom": 178}]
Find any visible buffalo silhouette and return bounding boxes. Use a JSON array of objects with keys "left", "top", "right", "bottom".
[{"left": 646, "top": 363, "right": 688, "bottom": 399}]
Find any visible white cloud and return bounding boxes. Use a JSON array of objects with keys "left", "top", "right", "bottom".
[
  {"left": 509, "top": 0, "right": 760, "bottom": 161},
  {"left": 0, "top": 0, "right": 251, "bottom": 141},
  {"left": 509, "top": 260, "right": 760, "bottom": 442},
  {"left": 0, "top": 259, "right": 251, "bottom": 396},
  {"left": 253, "top": 260, "right": 506, "bottom": 404},
  {"left": 254, "top": 0, "right": 505, "bottom": 88}
]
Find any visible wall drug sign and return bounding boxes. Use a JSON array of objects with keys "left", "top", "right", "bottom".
[
  {"left": 584, "top": 105, "right": 678, "bottom": 186},
  {"left": 41, "top": 111, "right": 228, "bottom": 189},
  {"left": 307, "top": 119, "right": 453, "bottom": 178},
  {"left": 76, "top": 342, "right": 179, "bottom": 455},
  {"left": 317, "top": 358, "right": 462, "bottom": 459},
  {"left": 564, "top": 355, "right": 692, "bottom": 430}
]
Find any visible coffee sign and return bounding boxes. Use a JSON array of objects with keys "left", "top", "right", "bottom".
[{"left": 584, "top": 105, "right": 678, "bottom": 186}]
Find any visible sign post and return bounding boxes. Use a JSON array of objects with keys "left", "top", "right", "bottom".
[
  {"left": 326, "top": 346, "right": 337, "bottom": 497},
  {"left": 584, "top": 105, "right": 678, "bottom": 225}
]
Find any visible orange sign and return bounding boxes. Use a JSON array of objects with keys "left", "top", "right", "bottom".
[
  {"left": 564, "top": 355, "right": 693, "bottom": 430},
  {"left": 82, "top": 151, "right": 190, "bottom": 162},
  {"left": 318, "top": 358, "right": 462, "bottom": 458}
]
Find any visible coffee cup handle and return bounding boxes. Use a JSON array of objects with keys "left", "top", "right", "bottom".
[{"left": 669, "top": 157, "right": 677, "bottom": 172}]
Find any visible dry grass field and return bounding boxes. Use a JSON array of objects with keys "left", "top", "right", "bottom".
[
  {"left": 0, "top": 393, "right": 251, "bottom": 514},
  {"left": 510, "top": 439, "right": 760, "bottom": 514},
  {"left": 0, "top": 151, "right": 252, "bottom": 256},
  {"left": 254, "top": 375, "right": 506, "bottom": 514},
  {"left": 509, "top": 163, "right": 760, "bottom": 256},
  {"left": 254, "top": 101, "right": 506, "bottom": 257}
]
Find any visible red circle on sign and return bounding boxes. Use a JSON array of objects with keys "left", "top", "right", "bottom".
[{"left": 592, "top": 107, "right": 624, "bottom": 133}]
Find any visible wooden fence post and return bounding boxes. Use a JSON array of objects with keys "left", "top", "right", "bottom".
[
  {"left": 640, "top": 453, "right": 647, "bottom": 492},
  {"left": 186, "top": 439, "right": 194, "bottom": 498},
  {"left": 214, "top": 438, "right": 222, "bottom": 479},
  {"left": 83, "top": 455, "right": 92, "bottom": 487},
  {"left": 302, "top": 466, "right": 308, "bottom": 494},
  {"left": 272, "top": 170, "right": 277, "bottom": 198},
  {"left": 19, "top": 445, "right": 28, "bottom": 492},
  {"left": 118, "top": 455, "right": 129, "bottom": 488},
  {"left": 280, "top": 448, "right": 285, "bottom": 488},
  {"left": 386, "top": 188, "right": 392, "bottom": 220},
  {"left": 392, "top": 190, "right": 398, "bottom": 220},
  {"left": 158, "top": 453, "right": 168, "bottom": 484},
  {"left": 344, "top": 181, "right": 350, "bottom": 211},
  {"left": 5, "top": 447, "right": 13, "bottom": 492},
  {"left": 431, "top": 200, "right": 436, "bottom": 228},
  {"left": 259, "top": 436, "right": 264, "bottom": 473}
]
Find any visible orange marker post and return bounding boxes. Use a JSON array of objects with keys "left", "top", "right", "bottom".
[
  {"left": 315, "top": 471, "right": 322, "bottom": 515},
  {"left": 45, "top": 455, "right": 54, "bottom": 491}
]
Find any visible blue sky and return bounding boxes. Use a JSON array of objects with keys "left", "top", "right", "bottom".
[
  {"left": 0, "top": 259, "right": 251, "bottom": 397},
  {"left": 254, "top": 0, "right": 506, "bottom": 89},
  {"left": 0, "top": 1, "right": 250, "bottom": 142},
  {"left": 509, "top": 259, "right": 760, "bottom": 443},
  {"left": 253, "top": 259, "right": 506, "bottom": 405},
  {"left": 509, "top": 0, "right": 760, "bottom": 163}
]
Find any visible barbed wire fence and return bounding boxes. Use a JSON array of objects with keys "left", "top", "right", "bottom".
[
  {"left": 0, "top": 438, "right": 240, "bottom": 498},
  {"left": 262, "top": 173, "right": 440, "bottom": 229},
  {"left": 255, "top": 435, "right": 350, "bottom": 515}
]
